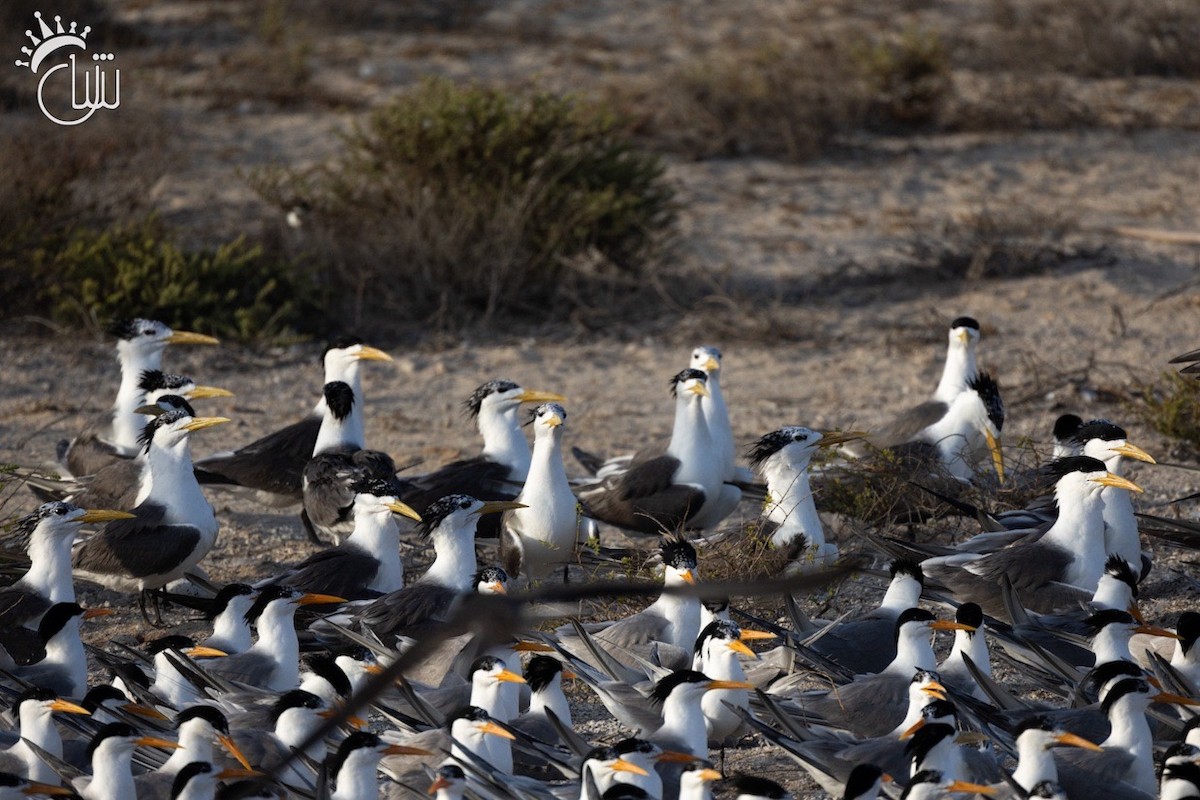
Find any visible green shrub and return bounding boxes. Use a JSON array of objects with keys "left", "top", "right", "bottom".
[
  {"left": 33, "top": 218, "right": 319, "bottom": 342},
  {"left": 1131, "top": 371, "right": 1200, "bottom": 448},
  {"left": 250, "top": 79, "right": 676, "bottom": 325}
]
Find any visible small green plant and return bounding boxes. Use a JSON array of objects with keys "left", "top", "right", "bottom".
[
  {"left": 33, "top": 217, "right": 319, "bottom": 342},
  {"left": 1131, "top": 371, "right": 1200, "bottom": 448},
  {"left": 250, "top": 78, "right": 675, "bottom": 326}
]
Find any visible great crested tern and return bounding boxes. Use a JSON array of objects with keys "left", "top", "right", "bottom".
[
  {"left": 133, "top": 705, "right": 250, "bottom": 797},
  {"left": 693, "top": 620, "right": 757, "bottom": 743},
  {"left": 685, "top": 345, "right": 746, "bottom": 528},
  {"left": 193, "top": 337, "right": 392, "bottom": 504},
  {"left": 324, "top": 730, "right": 431, "bottom": 800},
  {"left": 12, "top": 602, "right": 112, "bottom": 697},
  {"left": 933, "top": 317, "right": 981, "bottom": 405},
  {"left": 0, "top": 687, "right": 89, "bottom": 784},
  {"left": 578, "top": 369, "right": 728, "bottom": 534},
  {"left": 72, "top": 408, "right": 230, "bottom": 621},
  {"left": 922, "top": 456, "right": 1142, "bottom": 620},
  {"left": 500, "top": 402, "right": 590, "bottom": 580},
  {"left": 1008, "top": 715, "right": 1102, "bottom": 795},
  {"left": 73, "top": 722, "right": 183, "bottom": 800},
  {"left": 60, "top": 319, "right": 218, "bottom": 478}
]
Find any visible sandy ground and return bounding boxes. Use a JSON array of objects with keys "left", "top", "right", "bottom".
[{"left": 6, "top": 0, "right": 1200, "bottom": 796}]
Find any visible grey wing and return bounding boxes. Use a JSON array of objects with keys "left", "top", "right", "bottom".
[
  {"left": 808, "top": 613, "right": 897, "bottom": 675},
  {"left": 193, "top": 414, "right": 321, "bottom": 496},
  {"left": 208, "top": 651, "right": 278, "bottom": 687},
  {"left": 301, "top": 452, "right": 360, "bottom": 531},
  {"left": 280, "top": 547, "right": 381, "bottom": 600},
  {"left": 1057, "top": 750, "right": 1148, "bottom": 800},
  {"left": 67, "top": 459, "right": 143, "bottom": 511},
  {"left": 870, "top": 401, "right": 951, "bottom": 449},
  {"left": 807, "top": 674, "right": 907, "bottom": 737},
  {"left": 356, "top": 584, "right": 457, "bottom": 639},
  {"left": 578, "top": 455, "right": 705, "bottom": 534},
  {"left": 594, "top": 611, "right": 668, "bottom": 653},
  {"left": 0, "top": 588, "right": 49, "bottom": 632},
  {"left": 73, "top": 504, "right": 203, "bottom": 580},
  {"left": 65, "top": 415, "right": 128, "bottom": 477}
]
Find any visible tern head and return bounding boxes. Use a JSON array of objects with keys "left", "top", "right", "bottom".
[
  {"left": 649, "top": 670, "right": 752, "bottom": 706},
  {"left": 12, "top": 686, "right": 89, "bottom": 722},
  {"left": 299, "top": 653, "right": 353, "bottom": 698},
  {"left": 904, "top": 769, "right": 996, "bottom": 799},
  {"left": 948, "top": 316, "right": 980, "bottom": 348},
  {"left": 109, "top": 318, "right": 218, "bottom": 357},
  {"left": 527, "top": 402, "right": 567, "bottom": 437},
  {"left": 954, "top": 603, "right": 983, "bottom": 637},
  {"left": 1081, "top": 608, "right": 1177, "bottom": 644},
  {"left": 244, "top": 585, "right": 344, "bottom": 624},
  {"left": 1039, "top": 455, "right": 1141, "bottom": 502},
  {"left": 350, "top": 477, "right": 420, "bottom": 522},
  {"left": 1071, "top": 419, "right": 1155, "bottom": 468},
  {"left": 322, "top": 336, "right": 392, "bottom": 373},
  {"left": 428, "top": 764, "right": 467, "bottom": 796},
  {"left": 1052, "top": 413, "right": 1083, "bottom": 448},
  {"left": 14, "top": 501, "right": 134, "bottom": 544},
  {"left": 1178, "top": 612, "right": 1200, "bottom": 657},
  {"left": 269, "top": 689, "right": 326, "bottom": 728},
  {"left": 660, "top": 536, "right": 698, "bottom": 585},
  {"left": 746, "top": 426, "right": 820, "bottom": 472},
  {"left": 695, "top": 620, "right": 757, "bottom": 660},
  {"left": 86, "top": 721, "right": 181, "bottom": 766},
  {"left": 0, "top": 771, "right": 79, "bottom": 799},
  {"left": 448, "top": 705, "right": 514, "bottom": 741},
  {"left": 465, "top": 379, "right": 565, "bottom": 419},
  {"left": 729, "top": 775, "right": 792, "bottom": 800},
  {"left": 1014, "top": 715, "right": 1102, "bottom": 753},
  {"left": 669, "top": 368, "right": 709, "bottom": 402},
  {"left": 171, "top": 762, "right": 225, "bottom": 800},
  {"left": 474, "top": 565, "right": 510, "bottom": 595},
  {"left": 138, "top": 370, "right": 232, "bottom": 404},
  {"left": 690, "top": 345, "right": 722, "bottom": 376},
  {"left": 138, "top": 408, "right": 230, "bottom": 453},
  {"left": 843, "top": 764, "right": 890, "bottom": 800},
  {"left": 206, "top": 583, "right": 255, "bottom": 621},
  {"left": 679, "top": 761, "right": 722, "bottom": 792},
  {"left": 419, "top": 494, "right": 524, "bottom": 540},
  {"left": 469, "top": 655, "right": 526, "bottom": 690},
  {"left": 327, "top": 731, "right": 432, "bottom": 787},
  {"left": 525, "top": 655, "right": 569, "bottom": 692}
]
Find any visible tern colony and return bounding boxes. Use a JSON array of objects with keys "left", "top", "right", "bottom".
[{"left": 0, "top": 315, "right": 1196, "bottom": 800}]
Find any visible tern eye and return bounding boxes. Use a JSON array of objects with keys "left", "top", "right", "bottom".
[
  {"left": 459, "top": 500, "right": 471, "bottom": 510},
  {"left": 141, "top": 328, "right": 155, "bottom": 336}
]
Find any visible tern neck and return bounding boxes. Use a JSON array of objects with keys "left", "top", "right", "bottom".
[
  {"left": 314, "top": 402, "right": 364, "bottom": 456},
  {"left": 421, "top": 526, "right": 478, "bottom": 592},
  {"left": 161, "top": 720, "right": 214, "bottom": 773},
  {"left": 479, "top": 405, "right": 530, "bottom": 480},
  {"left": 701, "top": 373, "right": 735, "bottom": 473},
  {"left": 763, "top": 456, "right": 824, "bottom": 548},
  {"left": 934, "top": 339, "right": 976, "bottom": 404},
  {"left": 112, "top": 344, "right": 163, "bottom": 452},
  {"left": 945, "top": 628, "right": 990, "bottom": 679},
  {"left": 349, "top": 511, "right": 403, "bottom": 593},
  {"left": 888, "top": 628, "right": 937, "bottom": 674},
  {"left": 527, "top": 428, "right": 571, "bottom": 494},
  {"left": 22, "top": 526, "right": 76, "bottom": 605},
  {"left": 88, "top": 741, "right": 137, "bottom": 800},
  {"left": 1092, "top": 627, "right": 1134, "bottom": 665},
  {"left": 43, "top": 617, "right": 86, "bottom": 696},
  {"left": 659, "top": 690, "right": 708, "bottom": 757},
  {"left": 15, "top": 706, "right": 60, "bottom": 783},
  {"left": 209, "top": 602, "right": 254, "bottom": 654},
  {"left": 332, "top": 750, "right": 380, "bottom": 800},
  {"left": 649, "top": 576, "right": 701, "bottom": 652},
  {"left": 880, "top": 576, "right": 923, "bottom": 614},
  {"left": 1044, "top": 484, "right": 1106, "bottom": 589},
  {"left": 1012, "top": 734, "right": 1058, "bottom": 792},
  {"left": 1103, "top": 699, "right": 1156, "bottom": 794},
  {"left": 528, "top": 681, "right": 572, "bottom": 728},
  {"left": 276, "top": 708, "right": 325, "bottom": 761},
  {"left": 139, "top": 436, "right": 209, "bottom": 524},
  {"left": 1090, "top": 575, "right": 1132, "bottom": 612},
  {"left": 252, "top": 603, "right": 301, "bottom": 691}
]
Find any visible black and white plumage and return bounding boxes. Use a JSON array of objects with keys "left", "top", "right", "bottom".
[
  {"left": 72, "top": 722, "right": 184, "bottom": 800},
  {"left": 133, "top": 705, "right": 251, "bottom": 797},
  {"left": 72, "top": 410, "right": 228, "bottom": 611},
  {"left": 325, "top": 731, "right": 432, "bottom": 800},
  {"left": 578, "top": 369, "right": 728, "bottom": 534},
  {"left": 397, "top": 380, "right": 566, "bottom": 538},
  {"left": 647, "top": 669, "right": 753, "bottom": 758},
  {"left": 193, "top": 337, "right": 392, "bottom": 504},
  {"left": 11, "top": 602, "right": 110, "bottom": 697},
  {"left": 501, "top": 403, "right": 591, "bottom": 579},
  {"left": 730, "top": 775, "right": 793, "bottom": 800},
  {"left": 933, "top": 317, "right": 980, "bottom": 405},
  {"left": 60, "top": 319, "right": 219, "bottom": 478},
  {"left": 1008, "top": 715, "right": 1102, "bottom": 796},
  {"left": 0, "top": 686, "right": 90, "bottom": 784}
]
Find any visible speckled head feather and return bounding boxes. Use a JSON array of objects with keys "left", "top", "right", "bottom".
[
  {"left": 694, "top": 619, "right": 740, "bottom": 654},
  {"left": 649, "top": 670, "right": 709, "bottom": 706},
  {"left": 524, "top": 656, "right": 564, "bottom": 692},
  {"left": 8, "top": 501, "right": 78, "bottom": 549},
  {"left": 890, "top": 559, "right": 926, "bottom": 585},
  {"left": 660, "top": 536, "right": 698, "bottom": 571},
  {"left": 208, "top": 583, "right": 254, "bottom": 619},
  {"left": 950, "top": 316, "right": 980, "bottom": 331},
  {"left": 108, "top": 318, "right": 159, "bottom": 340},
  {"left": 1100, "top": 677, "right": 1150, "bottom": 717},
  {"left": 1102, "top": 556, "right": 1139, "bottom": 597},
  {"left": 176, "top": 705, "right": 231, "bottom": 733},
  {"left": 843, "top": 764, "right": 885, "bottom": 800},
  {"left": 418, "top": 494, "right": 479, "bottom": 538},
  {"left": 464, "top": 380, "right": 521, "bottom": 417},
  {"left": 1071, "top": 419, "right": 1127, "bottom": 446},
  {"left": 470, "top": 655, "right": 506, "bottom": 676},
  {"left": 474, "top": 565, "right": 509, "bottom": 591},
  {"left": 968, "top": 371, "right": 1005, "bottom": 431},
  {"left": 1053, "top": 414, "right": 1083, "bottom": 441},
  {"left": 894, "top": 608, "right": 936, "bottom": 645},
  {"left": 324, "top": 381, "right": 355, "bottom": 421},
  {"left": 1038, "top": 455, "right": 1108, "bottom": 486},
  {"left": 612, "top": 738, "right": 656, "bottom": 756},
  {"left": 86, "top": 722, "right": 138, "bottom": 763},
  {"left": 729, "top": 775, "right": 789, "bottom": 799},
  {"left": 171, "top": 762, "right": 215, "bottom": 799},
  {"left": 526, "top": 402, "right": 567, "bottom": 427},
  {"left": 349, "top": 474, "right": 396, "bottom": 499},
  {"left": 138, "top": 407, "right": 196, "bottom": 452},
  {"left": 328, "top": 731, "right": 383, "bottom": 781},
  {"left": 746, "top": 427, "right": 817, "bottom": 468},
  {"left": 322, "top": 335, "right": 364, "bottom": 361},
  {"left": 669, "top": 369, "right": 708, "bottom": 398},
  {"left": 138, "top": 370, "right": 192, "bottom": 392},
  {"left": 269, "top": 690, "right": 324, "bottom": 726}
]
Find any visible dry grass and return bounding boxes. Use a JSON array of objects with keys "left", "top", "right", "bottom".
[{"left": 1129, "top": 371, "right": 1200, "bottom": 450}]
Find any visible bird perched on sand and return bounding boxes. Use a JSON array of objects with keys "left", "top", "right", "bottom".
[
  {"left": 193, "top": 336, "right": 392, "bottom": 504},
  {"left": 59, "top": 319, "right": 219, "bottom": 478}
]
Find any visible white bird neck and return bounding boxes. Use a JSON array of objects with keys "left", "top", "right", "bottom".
[
  {"left": 879, "top": 577, "right": 923, "bottom": 614},
  {"left": 527, "top": 428, "right": 570, "bottom": 491},
  {"left": 14, "top": 706, "right": 60, "bottom": 783},
  {"left": 763, "top": 456, "right": 824, "bottom": 548},
  {"left": 678, "top": 772, "right": 714, "bottom": 800},
  {"left": 528, "top": 681, "right": 572, "bottom": 728},
  {"left": 22, "top": 527, "right": 76, "bottom": 604},
  {"left": 1091, "top": 627, "right": 1134, "bottom": 665},
  {"left": 209, "top": 602, "right": 254, "bottom": 654},
  {"left": 276, "top": 708, "right": 325, "bottom": 761},
  {"left": 702, "top": 645, "right": 747, "bottom": 682},
  {"left": 314, "top": 402, "right": 365, "bottom": 456},
  {"left": 153, "top": 651, "right": 202, "bottom": 708},
  {"left": 1043, "top": 484, "right": 1106, "bottom": 589},
  {"left": 138, "top": 436, "right": 208, "bottom": 521},
  {"left": 112, "top": 344, "right": 163, "bottom": 452},
  {"left": 252, "top": 603, "right": 301, "bottom": 690},
  {"left": 913, "top": 733, "right": 963, "bottom": 779},
  {"left": 349, "top": 511, "right": 403, "bottom": 593},
  {"left": 87, "top": 741, "right": 137, "bottom": 800},
  {"left": 667, "top": 395, "right": 712, "bottom": 467},
  {"left": 1103, "top": 699, "right": 1156, "bottom": 794},
  {"left": 701, "top": 372, "right": 735, "bottom": 471},
  {"left": 43, "top": 617, "right": 86, "bottom": 694},
  {"left": 479, "top": 406, "right": 530, "bottom": 479},
  {"left": 888, "top": 628, "right": 937, "bottom": 674},
  {"left": 923, "top": 400, "right": 980, "bottom": 482},
  {"left": 161, "top": 720, "right": 214, "bottom": 773},
  {"left": 658, "top": 689, "right": 708, "bottom": 757},
  {"left": 946, "top": 628, "right": 990, "bottom": 678},
  {"left": 1012, "top": 734, "right": 1058, "bottom": 792},
  {"left": 648, "top": 577, "right": 701, "bottom": 652},
  {"left": 934, "top": 339, "right": 976, "bottom": 404},
  {"left": 1091, "top": 575, "right": 1132, "bottom": 612},
  {"left": 332, "top": 750, "right": 380, "bottom": 800},
  {"left": 421, "top": 527, "right": 477, "bottom": 592}
]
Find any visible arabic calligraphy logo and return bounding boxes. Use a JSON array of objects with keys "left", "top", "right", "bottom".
[{"left": 14, "top": 10, "right": 120, "bottom": 126}]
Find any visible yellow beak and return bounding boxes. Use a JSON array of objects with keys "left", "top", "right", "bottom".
[
  {"left": 475, "top": 500, "right": 527, "bottom": 515},
  {"left": 519, "top": 390, "right": 567, "bottom": 404},
  {"left": 703, "top": 357, "right": 720, "bottom": 372},
  {"left": 184, "top": 646, "right": 227, "bottom": 658},
  {"left": 49, "top": 699, "right": 90, "bottom": 715},
  {"left": 695, "top": 768, "right": 723, "bottom": 782},
  {"left": 181, "top": 416, "right": 232, "bottom": 432},
  {"left": 947, "top": 781, "right": 996, "bottom": 796},
  {"left": 83, "top": 608, "right": 115, "bottom": 620},
  {"left": 677, "top": 569, "right": 696, "bottom": 585},
  {"left": 385, "top": 500, "right": 422, "bottom": 522},
  {"left": 385, "top": 744, "right": 435, "bottom": 755},
  {"left": 166, "top": 331, "right": 219, "bottom": 345},
  {"left": 1136, "top": 624, "right": 1182, "bottom": 640},
  {"left": 688, "top": 382, "right": 710, "bottom": 398},
  {"left": 900, "top": 718, "right": 925, "bottom": 740},
  {"left": 1053, "top": 732, "right": 1102, "bottom": 751},
  {"left": 985, "top": 429, "right": 1005, "bottom": 483},
  {"left": 818, "top": 430, "right": 869, "bottom": 448},
  {"left": 727, "top": 640, "right": 757, "bottom": 658},
  {"left": 298, "top": 593, "right": 347, "bottom": 606},
  {"left": 512, "top": 640, "right": 554, "bottom": 653},
  {"left": 186, "top": 385, "right": 235, "bottom": 400},
  {"left": 123, "top": 703, "right": 169, "bottom": 721},
  {"left": 353, "top": 345, "right": 393, "bottom": 362},
  {"left": 1155, "top": 691, "right": 1200, "bottom": 706},
  {"left": 137, "top": 736, "right": 182, "bottom": 750},
  {"left": 738, "top": 629, "right": 776, "bottom": 642},
  {"left": 957, "top": 330, "right": 970, "bottom": 345},
  {"left": 1109, "top": 442, "right": 1156, "bottom": 464},
  {"left": 79, "top": 509, "right": 136, "bottom": 524},
  {"left": 488, "top": 581, "right": 507, "bottom": 594},
  {"left": 930, "top": 620, "right": 975, "bottom": 632},
  {"left": 427, "top": 775, "right": 453, "bottom": 794},
  {"left": 495, "top": 669, "right": 526, "bottom": 684},
  {"left": 22, "top": 782, "right": 75, "bottom": 797},
  {"left": 1092, "top": 473, "right": 1144, "bottom": 493},
  {"left": 707, "top": 679, "right": 753, "bottom": 691},
  {"left": 611, "top": 758, "right": 650, "bottom": 776},
  {"left": 219, "top": 734, "right": 254, "bottom": 770},
  {"left": 545, "top": 415, "right": 564, "bottom": 428},
  {"left": 479, "top": 721, "right": 516, "bottom": 740}
]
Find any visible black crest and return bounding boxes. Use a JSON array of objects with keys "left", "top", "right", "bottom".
[
  {"left": 474, "top": 565, "right": 509, "bottom": 590},
  {"left": 176, "top": 705, "right": 230, "bottom": 733},
  {"left": 1102, "top": 555, "right": 1138, "bottom": 597},
  {"left": 300, "top": 653, "right": 352, "bottom": 697},
  {"left": 1070, "top": 418, "right": 1127, "bottom": 446},
  {"left": 322, "top": 335, "right": 364, "bottom": 362},
  {"left": 209, "top": 583, "right": 255, "bottom": 619},
  {"left": 524, "top": 655, "right": 564, "bottom": 692},
  {"left": 323, "top": 381, "right": 356, "bottom": 421},
  {"left": 890, "top": 559, "right": 926, "bottom": 585},
  {"left": 746, "top": 427, "right": 814, "bottom": 468},
  {"left": 464, "top": 380, "right": 521, "bottom": 417},
  {"left": 1037, "top": 455, "right": 1108, "bottom": 485},
  {"left": 138, "top": 408, "right": 195, "bottom": 451},
  {"left": 269, "top": 690, "right": 324, "bottom": 725},
  {"left": 144, "top": 635, "right": 196, "bottom": 655},
  {"left": 669, "top": 369, "right": 707, "bottom": 398},
  {"left": 172, "top": 762, "right": 215, "bottom": 798},
  {"left": 37, "top": 602, "right": 84, "bottom": 641},
  {"left": 1177, "top": 611, "right": 1200, "bottom": 655},
  {"left": 660, "top": 536, "right": 697, "bottom": 571},
  {"left": 894, "top": 608, "right": 935, "bottom": 644},
  {"left": 13, "top": 686, "right": 56, "bottom": 710},
  {"left": 729, "top": 775, "right": 788, "bottom": 799},
  {"left": 244, "top": 585, "right": 298, "bottom": 624},
  {"left": 1100, "top": 677, "right": 1150, "bottom": 717},
  {"left": 968, "top": 371, "right": 1005, "bottom": 432},
  {"left": 950, "top": 316, "right": 979, "bottom": 331},
  {"left": 1053, "top": 413, "right": 1083, "bottom": 441},
  {"left": 843, "top": 764, "right": 885, "bottom": 800},
  {"left": 419, "top": 495, "right": 478, "bottom": 537},
  {"left": 694, "top": 619, "right": 740, "bottom": 654},
  {"left": 649, "top": 670, "right": 709, "bottom": 705},
  {"left": 139, "top": 370, "right": 191, "bottom": 392},
  {"left": 108, "top": 319, "right": 157, "bottom": 340},
  {"left": 328, "top": 731, "right": 382, "bottom": 781},
  {"left": 955, "top": 602, "right": 983, "bottom": 631},
  {"left": 87, "top": 722, "right": 139, "bottom": 762},
  {"left": 1082, "top": 608, "right": 1135, "bottom": 634}
]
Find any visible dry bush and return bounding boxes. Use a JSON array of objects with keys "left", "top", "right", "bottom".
[{"left": 1129, "top": 371, "right": 1200, "bottom": 450}]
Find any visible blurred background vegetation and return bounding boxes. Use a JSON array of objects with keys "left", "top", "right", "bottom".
[{"left": 2, "top": 0, "right": 1199, "bottom": 341}]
